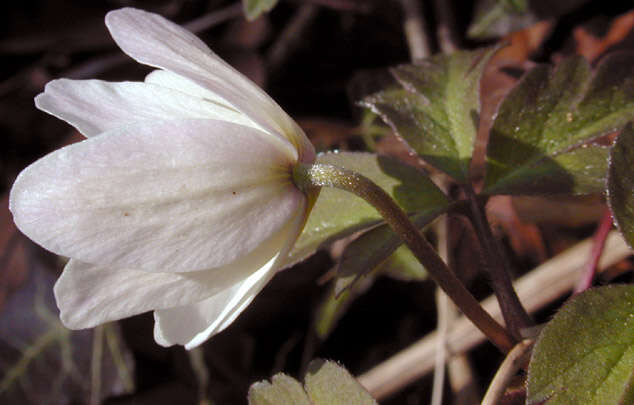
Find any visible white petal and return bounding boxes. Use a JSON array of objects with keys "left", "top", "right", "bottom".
[
  {"left": 10, "top": 119, "right": 303, "bottom": 272},
  {"left": 153, "top": 255, "right": 276, "bottom": 349},
  {"left": 35, "top": 78, "right": 260, "bottom": 137},
  {"left": 105, "top": 8, "right": 314, "bottom": 162},
  {"left": 54, "top": 211, "right": 298, "bottom": 328},
  {"left": 144, "top": 70, "right": 234, "bottom": 108},
  {"left": 153, "top": 200, "right": 308, "bottom": 349}
]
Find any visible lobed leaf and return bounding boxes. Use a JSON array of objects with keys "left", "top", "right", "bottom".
[
  {"left": 485, "top": 53, "right": 634, "bottom": 195},
  {"left": 608, "top": 124, "right": 634, "bottom": 248},
  {"left": 304, "top": 360, "right": 377, "bottom": 405},
  {"left": 287, "top": 152, "right": 448, "bottom": 265},
  {"left": 248, "top": 374, "right": 311, "bottom": 405},
  {"left": 527, "top": 284, "right": 634, "bottom": 404},
  {"left": 363, "top": 47, "right": 498, "bottom": 183},
  {"left": 248, "top": 360, "right": 376, "bottom": 405}
]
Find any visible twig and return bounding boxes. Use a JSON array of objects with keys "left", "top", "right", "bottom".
[
  {"left": 447, "top": 354, "right": 480, "bottom": 404},
  {"left": 188, "top": 347, "right": 212, "bottom": 405},
  {"left": 266, "top": 4, "right": 319, "bottom": 72},
  {"left": 90, "top": 325, "right": 104, "bottom": 405},
  {"left": 431, "top": 217, "right": 449, "bottom": 405},
  {"left": 481, "top": 339, "right": 533, "bottom": 405},
  {"left": 357, "top": 231, "right": 631, "bottom": 400},
  {"left": 183, "top": 3, "right": 243, "bottom": 33},
  {"left": 302, "top": 0, "right": 371, "bottom": 12},
  {"left": 60, "top": 4, "right": 242, "bottom": 80},
  {"left": 400, "top": 0, "right": 430, "bottom": 60},
  {"left": 432, "top": 0, "right": 457, "bottom": 53},
  {"left": 573, "top": 208, "right": 613, "bottom": 294}
]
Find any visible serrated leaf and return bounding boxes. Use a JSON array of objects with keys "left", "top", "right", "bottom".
[
  {"left": 304, "top": 360, "right": 377, "bottom": 405},
  {"left": 248, "top": 360, "right": 376, "bottom": 405},
  {"left": 0, "top": 259, "right": 134, "bottom": 404},
  {"left": 287, "top": 152, "right": 448, "bottom": 265},
  {"left": 248, "top": 374, "right": 312, "bottom": 405},
  {"left": 608, "top": 124, "right": 634, "bottom": 249},
  {"left": 363, "top": 47, "right": 498, "bottom": 183},
  {"left": 243, "top": 0, "right": 279, "bottom": 20},
  {"left": 334, "top": 209, "right": 440, "bottom": 295},
  {"left": 527, "top": 284, "right": 634, "bottom": 405},
  {"left": 485, "top": 53, "right": 634, "bottom": 195}
]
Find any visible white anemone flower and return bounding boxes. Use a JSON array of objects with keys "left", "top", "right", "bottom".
[{"left": 9, "top": 8, "right": 316, "bottom": 349}]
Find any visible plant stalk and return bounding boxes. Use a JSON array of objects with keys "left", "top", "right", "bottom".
[
  {"left": 463, "top": 186, "right": 533, "bottom": 339},
  {"left": 295, "top": 163, "right": 515, "bottom": 352}
]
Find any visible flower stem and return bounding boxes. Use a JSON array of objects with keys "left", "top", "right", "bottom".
[
  {"left": 294, "top": 163, "right": 515, "bottom": 352},
  {"left": 463, "top": 185, "right": 533, "bottom": 339}
]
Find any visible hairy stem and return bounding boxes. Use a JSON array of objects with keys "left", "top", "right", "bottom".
[
  {"left": 295, "top": 163, "right": 515, "bottom": 352},
  {"left": 463, "top": 186, "right": 533, "bottom": 339}
]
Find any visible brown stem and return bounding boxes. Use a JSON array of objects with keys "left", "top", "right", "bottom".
[
  {"left": 463, "top": 186, "right": 533, "bottom": 339},
  {"left": 296, "top": 163, "right": 515, "bottom": 352}
]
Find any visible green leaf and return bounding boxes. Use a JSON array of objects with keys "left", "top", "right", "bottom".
[
  {"left": 485, "top": 53, "right": 634, "bottom": 195},
  {"left": 243, "top": 0, "right": 279, "bottom": 20},
  {"left": 363, "top": 47, "right": 498, "bottom": 183},
  {"left": 468, "top": 0, "right": 534, "bottom": 39},
  {"left": 527, "top": 284, "right": 634, "bottom": 405},
  {"left": 287, "top": 152, "right": 448, "bottom": 265},
  {"left": 608, "top": 124, "right": 634, "bottom": 249},
  {"left": 334, "top": 209, "right": 440, "bottom": 295},
  {"left": 382, "top": 244, "right": 427, "bottom": 282},
  {"left": 314, "top": 279, "right": 369, "bottom": 340},
  {"left": 248, "top": 360, "right": 377, "bottom": 405},
  {"left": 317, "top": 236, "right": 430, "bottom": 339},
  {"left": 248, "top": 374, "right": 312, "bottom": 405},
  {"left": 304, "top": 360, "right": 377, "bottom": 405}
]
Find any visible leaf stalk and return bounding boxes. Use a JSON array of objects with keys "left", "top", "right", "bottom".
[
  {"left": 463, "top": 185, "right": 533, "bottom": 339},
  {"left": 294, "top": 163, "right": 515, "bottom": 352}
]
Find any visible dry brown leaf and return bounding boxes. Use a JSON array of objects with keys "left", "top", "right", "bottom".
[
  {"left": 487, "top": 195, "right": 548, "bottom": 263},
  {"left": 574, "top": 10, "right": 634, "bottom": 62}
]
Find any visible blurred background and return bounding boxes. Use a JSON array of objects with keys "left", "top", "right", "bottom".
[{"left": 1, "top": 1, "right": 633, "bottom": 404}]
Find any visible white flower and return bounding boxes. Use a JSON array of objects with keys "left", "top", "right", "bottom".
[{"left": 9, "top": 8, "right": 316, "bottom": 349}]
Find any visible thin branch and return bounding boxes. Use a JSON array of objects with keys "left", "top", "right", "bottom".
[
  {"left": 432, "top": 0, "right": 458, "bottom": 53},
  {"left": 400, "top": 0, "right": 430, "bottom": 60},
  {"left": 61, "top": 4, "right": 242, "bottom": 80},
  {"left": 266, "top": 4, "right": 319, "bottom": 71},
  {"left": 184, "top": 3, "right": 243, "bottom": 33},
  {"left": 481, "top": 339, "right": 533, "bottom": 405},
  {"left": 447, "top": 353, "right": 480, "bottom": 404},
  {"left": 357, "top": 231, "right": 631, "bottom": 400},
  {"left": 431, "top": 217, "right": 449, "bottom": 405}
]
